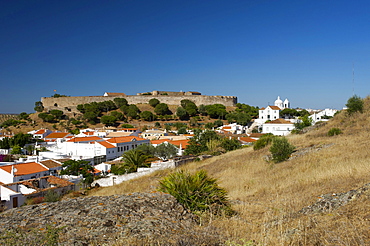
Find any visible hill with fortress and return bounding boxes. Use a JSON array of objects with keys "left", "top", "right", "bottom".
[{"left": 41, "top": 90, "right": 237, "bottom": 113}]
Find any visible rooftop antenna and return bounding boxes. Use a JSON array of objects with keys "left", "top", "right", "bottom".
[{"left": 352, "top": 63, "right": 355, "bottom": 96}]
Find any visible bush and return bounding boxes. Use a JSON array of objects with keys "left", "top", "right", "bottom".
[
  {"left": 253, "top": 134, "right": 275, "bottom": 150},
  {"left": 328, "top": 127, "right": 342, "bottom": 136},
  {"left": 346, "top": 95, "right": 364, "bottom": 115},
  {"left": 44, "top": 190, "right": 61, "bottom": 202},
  {"left": 158, "top": 170, "right": 233, "bottom": 215},
  {"left": 269, "top": 137, "right": 295, "bottom": 163}
]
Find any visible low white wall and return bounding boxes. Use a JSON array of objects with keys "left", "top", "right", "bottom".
[{"left": 92, "top": 161, "right": 175, "bottom": 187}]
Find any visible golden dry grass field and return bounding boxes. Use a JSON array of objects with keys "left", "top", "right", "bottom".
[{"left": 89, "top": 98, "right": 370, "bottom": 245}]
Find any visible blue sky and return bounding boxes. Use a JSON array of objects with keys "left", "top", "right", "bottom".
[{"left": 1, "top": 0, "right": 370, "bottom": 113}]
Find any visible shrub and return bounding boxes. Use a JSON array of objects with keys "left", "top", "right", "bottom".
[
  {"left": 44, "top": 190, "right": 61, "bottom": 202},
  {"left": 328, "top": 127, "right": 342, "bottom": 136},
  {"left": 158, "top": 170, "right": 233, "bottom": 215},
  {"left": 253, "top": 134, "right": 275, "bottom": 150},
  {"left": 346, "top": 95, "right": 364, "bottom": 115},
  {"left": 25, "top": 196, "right": 45, "bottom": 205},
  {"left": 269, "top": 137, "right": 295, "bottom": 163}
]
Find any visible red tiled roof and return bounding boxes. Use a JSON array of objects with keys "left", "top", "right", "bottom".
[
  {"left": 222, "top": 126, "right": 232, "bottom": 130},
  {"left": 168, "top": 140, "right": 190, "bottom": 149},
  {"left": 45, "top": 132, "right": 70, "bottom": 139},
  {"left": 265, "top": 118, "right": 293, "bottom": 124},
  {"left": 67, "top": 136, "right": 102, "bottom": 142},
  {"left": 107, "top": 136, "right": 147, "bottom": 143},
  {"left": 40, "top": 160, "right": 62, "bottom": 169},
  {"left": 34, "top": 129, "right": 46, "bottom": 134},
  {"left": 239, "top": 137, "right": 256, "bottom": 143},
  {"left": 260, "top": 106, "right": 281, "bottom": 110},
  {"left": 150, "top": 139, "right": 168, "bottom": 145},
  {"left": 98, "top": 141, "right": 116, "bottom": 149},
  {"left": 0, "top": 162, "right": 48, "bottom": 176},
  {"left": 83, "top": 132, "right": 95, "bottom": 136}
]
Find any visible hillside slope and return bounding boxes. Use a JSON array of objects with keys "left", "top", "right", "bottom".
[{"left": 90, "top": 97, "right": 370, "bottom": 245}]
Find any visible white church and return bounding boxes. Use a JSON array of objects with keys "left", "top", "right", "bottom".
[
  {"left": 254, "top": 96, "right": 295, "bottom": 136},
  {"left": 256, "top": 96, "right": 290, "bottom": 124}
]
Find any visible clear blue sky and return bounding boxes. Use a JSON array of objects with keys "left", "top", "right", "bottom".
[{"left": 1, "top": 0, "right": 370, "bottom": 114}]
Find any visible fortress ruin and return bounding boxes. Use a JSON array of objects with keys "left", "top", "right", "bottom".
[{"left": 41, "top": 91, "right": 237, "bottom": 113}]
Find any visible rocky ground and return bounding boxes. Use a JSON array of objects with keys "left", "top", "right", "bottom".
[{"left": 0, "top": 192, "right": 223, "bottom": 245}]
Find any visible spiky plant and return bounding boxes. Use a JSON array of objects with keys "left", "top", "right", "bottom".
[{"left": 158, "top": 170, "right": 233, "bottom": 215}]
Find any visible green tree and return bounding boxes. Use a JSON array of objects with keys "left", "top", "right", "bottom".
[
  {"left": 184, "top": 129, "right": 220, "bottom": 155},
  {"left": 19, "top": 112, "right": 30, "bottom": 121},
  {"left": 205, "top": 122, "right": 214, "bottom": 129},
  {"left": 198, "top": 104, "right": 207, "bottom": 116},
  {"left": 149, "top": 98, "right": 160, "bottom": 107},
  {"left": 346, "top": 95, "right": 364, "bottom": 114},
  {"left": 214, "top": 119, "right": 223, "bottom": 128},
  {"left": 140, "top": 111, "right": 155, "bottom": 121},
  {"left": 113, "top": 98, "right": 128, "bottom": 108},
  {"left": 10, "top": 144, "right": 22, "bottom": 154},
  {"left": 269, "top": 137, "right": 295, "bottom": 163},
  {"left": 121, "top": 149, "right": 147, "bottom": 171},
  {"left": 154, "top": 103, "right": 170, "bottom": 115},
  {"left": 50, "top": 110, "right": 64, "bottom": 120},
  {"left": 34, "top": 101, "right": 44, "bottom": 112},
  {"left": 155, "top": 143, "right": 178, "bottom": 160},
  {"left": 110, "top": 111, "right": 125, "bottom": 121},
  {"left": 253, "top": 133, "right": 275, "bottom": 150},
  {"left": 176, "top": 107, "right": 188, "bottom": 120},
  {"left": 178, "top": 127, "right": 188, "bottom": 134},
  {"left": 60, "top": 160, "right": 94, "bottom": 186},
  {"left": 225, "top": 112, "right": 251, "bottom": 126},
  {"left": 205, "top": 104, "right": 227, "bottom": 119},
  {"left": 9, "top": 133, "right": 33, "bottom": 148},
  {"left": 126, "top": 105, "right": 140, "bottom": 119},
  {"left": 100, "top": 115, "right": 117, "bottom": 126},
  {"left": 181, "top": 99, "right": 198, "bottom": 116},
  {"left": 221, "top": 138, "right": 242, "bottom": 152}
]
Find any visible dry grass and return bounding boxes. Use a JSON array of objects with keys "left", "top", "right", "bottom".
[{"left": 89, "top": 97, "right": 370, "bottom": 245}]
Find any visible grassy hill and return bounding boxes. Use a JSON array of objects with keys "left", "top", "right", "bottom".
[{"left": 89, "top": 97, "right": 370, "bottom": 245}]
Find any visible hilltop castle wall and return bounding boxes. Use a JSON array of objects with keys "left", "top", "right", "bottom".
[{"left": 41, "top": 94, "right": 237, "bottom": 113}]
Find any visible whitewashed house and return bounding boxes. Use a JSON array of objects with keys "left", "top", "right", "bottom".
[
  {"left": 0, "top": 162, "right": 50, "bottom": 184},
  {"left": 309, "top": 108, "right": 338, "bottom": 124},
  {"left": 262, "top": 119, "right": 295, "bottom": 136}
]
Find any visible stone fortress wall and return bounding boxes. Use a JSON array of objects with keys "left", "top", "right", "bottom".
[{"left": 41, "top": 91, "right": 237, "bottom": 113}]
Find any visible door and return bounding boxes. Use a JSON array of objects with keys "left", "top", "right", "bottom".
[{"left": 12, "top": 197, "right": 18, "bottom": 208}]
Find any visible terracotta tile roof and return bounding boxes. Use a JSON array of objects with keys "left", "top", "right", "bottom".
[
  {"left": 46, "top": 176, "right": 74, "bottom": 186},
  {"left": 265, "top": 118, "right": 293, "bottom": 124},
  {"left": 260, "top": 106, "right": 281, "bottom": 110},
  {"left": 83, "top": 132, "right": 95, "bottom": 136},
  {"left": 150, "top": 139, "right": 168, "bottom": 145},
  {"left": 45, "top": 132, "right": 70, "bottom": 139},
  {"left": 34, "top": 129, "right": 46, "bottom": 134},
  {"left": 222, "top": 126, "right": 232, "bottom": 130},
  {"left": 239, "top": 137, "right": 256, "bottom": 143},
  {"left": 106, "top": 132, "right": 133, "bottom": 138},
  {"left": 0, "top": 162, "right": 48, "bottom": 176},
  {"left": 98, "top": 141, "right": 116, "bottom": 149},
  {"left": 168, "top": 140, "right": 190, "bottom": 149},
  {"left": 40, "top": 160, "right": 62, "bottom": 169},
  {"left": 67, "top": 136, "right": 103, "bottom": 142},
  {"left": 107, "top": 136, "right": 147, "bottom": 143},
  {"left": 150, "top": 139, "right": 190, "bottom": 149}
]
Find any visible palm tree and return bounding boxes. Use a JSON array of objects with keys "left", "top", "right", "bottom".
[{"left": 121, "top": 149, "right": 147, "bottom": 172}]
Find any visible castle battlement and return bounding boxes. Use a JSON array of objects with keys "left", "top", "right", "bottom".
[{"left": 41, "top": 91, "right": 237, "bottom": 113}]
